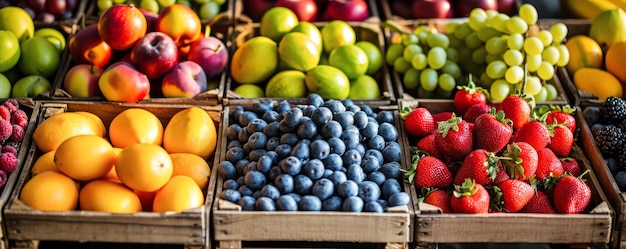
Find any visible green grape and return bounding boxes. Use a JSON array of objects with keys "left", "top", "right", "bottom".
[
  {"left": 403, "top": 44, "right": 423, "bottom": 62},
  {"left": 541, "top": 45, "right": 560, "bottom": 65},
  {"left": 523, "top": 37, "right": 544, "bottom": 56},
  {"left": 545, "top": 83, "right": 558, "bottom": 101},
  {"left": 445, "top": 22, "right": 461, "bottom": 34},
  {"left": 485, "top": 53, "right": 502, "bottom": 64},
  {"left": 411, "top": 53, "right": 428, "bottom": 70},
  {"left": 427, "top": 33, "right": 450, "bottom": 49},
  {"left": 490, "top": 13, "right": 511, "bottom": 33},
  {"left": 505, "top": 65, "right": 524, "bottom": 84},
  {"left": 420, "top": 68, "right": 439, "bottom": 91},
  {"left": 537, "top": 61, "right": 555, "bottom": 80},
  {"left": 524, "top": 75, "right": 542, "bottom": 95},
  {"left": 438, "top": 73, "right": 456, "bottom": 91},
  {"left": 427, "top": 47, "right": 447, "bottom": 69},
  {"left": 506, "top": 16, "right": 528, "bottom": 34},
  {"left": 416, "top": 31, "right": 431, "bottom": 45},
  {"left": 503, "top": 49, "right": 524, "bottom": 66},
  {"left": 394, "top": 57, "right": 412, "bottom": 74},
  {"left": 550, "top": 23, "right": 568, "bottom": 44},
  {"left": 518, "top": 4, "right": 538, "bottom": 25},
  {"left": 556, "top": 44, "right": 570, "bottom": 67},
  {"left": 402, "top": 33, "right": 419, "bottom": 45},
  {"left": 403, "top": 68, "right": 421, "bottom": 90},
  {"left": 449, "top": 36, "right": 464, "bottom": 49},
  {"left": 507, "top": 33, "right": 524, "bottom": 50},
  {"left": 477, "top": 27, "right": 501, "bottom": 42},
  {"left": 454, "top": 23, "right": 473, "bottom": 39},
  {"left": 479, "top": 72, "right": 495, "bottom": 88},
  {"left": 485, "top": 37, "right": 507, "bottom": 55},
  {"left": 469, "top": 13, "right": 488, "bottom": 31},
  {"left": 527, "top": 54, "right": 542, "bottom": 72},
  {"left": 386, "top": 43, "right": 405, "bottom": 66},
  {"left": 446, "top": 47, "right": 459, "bottom": 62},
  {"left": 536, "top": 30, "right": 553, "bottom": 46},
  {"left": 472, "top": 47, "right": 488, "bottom": 64},
  {"left": 417, "top": 85, "right": 436, "bottom": 98},
  {"left": 442, "top": 60, "right": 462, "bottom": 79},
  {"left": 534, "top": 87, "right": 548, "bottom": 102},
  {"left": 486, "top": 60, "right": 507, "bottom": 79},
  {"left": 98, "top": 0, "right": 114, "bottom": 10},
  {"left": 458, "top": 48, "right": 473, "bottom": 64},
  {"left": 470, "top": 7, "right": 487, "bottom": 19},
  {"left": 486, "top": 9, "right": 500, "bottom": 19},
  {"left": 464, "top": 33, "right": 482, "bottom": 49},
  {"left": 490, "top": 79, "right": 511, "bottom": 102}
]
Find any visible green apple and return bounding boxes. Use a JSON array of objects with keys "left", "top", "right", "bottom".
[
  {"left": 260, "top": 7, "right": 299, "bottom": 42},
  {"left": 0, "top": 30, "right": 20, "bottom": 73},
  {"left": 34, "top": 28, "right": 67, "bottom": 53},
  {"left": 328, "top": 44, "right": 368, "bottom": 80},
  {"left": 320, "top": 20, "right": 355, "bottom": 54},
  {"left": 0, "top": 73, "right": 10, "bottom": 98},
  {"left": 11, "top": 75, "right": 51, "bottom": 98},
  {"left": 18, "top": 36, "right": 60, "bottom": 78},
  {"left": 0, "top": 6, "right": 35, "bottom": 42},
  {"left": 355, "top": 41, "right": 383, "bottom": 75}
]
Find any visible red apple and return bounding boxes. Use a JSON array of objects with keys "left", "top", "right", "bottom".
[
  {"left": 156, "top": 4, "right": 202, "bottom": 48},
  {"left": 139, "top": 7, "right": 159, "bottom": 32},
  {"left": 187, "top": 36, "right": 228, "bottom": 80},
  {"left": 46, "top": 0, "right": 66, "bottom": 16},
  {"left": 99, "top": 62, "right": 150, "bottom": 103},
  {"left": 98, "top": 4, "right": 147, "bottom": 51},
  {"left": 131, "top": 31, "right": 179, "bottom": 79},
  {"left": 69, "top": 24, "right": 113, "bottom": 68},
  {"left": 497, "top": 0, "right": 516, "bottom": 15},
  {"left": 245, "top": 0, "right": 276, "bottom": 21},
  {"left": 276, "top": 0, "right": 318, "bottom": 21},
  {"left": 411, "top": 0, "right": 453, "bottom": 19},
  {"left": 453, "top": 0, "right": 498, "bottom": 17},
  {"left": 161, "top": 61, "right": 207, "bottom": 98},
  {"left": 390, "top": 1, "right": 412, "bottom": 18},
  {"left": 63, "top": 64, "right": 103, "bottom": 98},
  {"left": 325, "top": 0, "right": 368, "bottom": 22}
]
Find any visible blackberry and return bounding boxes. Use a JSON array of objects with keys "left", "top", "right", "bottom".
[
  {"left": 595, "top": 125, "right": 625, "bottom": 157},
  {"left": 601, "top": 96, "right": 626, "bottom": 124}
]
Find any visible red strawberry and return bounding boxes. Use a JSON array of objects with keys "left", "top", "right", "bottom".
[
  {"left": 421, "top": 188, "right": 452, "bottom": 213},
  {"left": 416, "top": 134, "right": 443, "bottom": 159},
  {"left": 545, "top": 106, "right": 576, "bottom": 134},
  {"left": 511, "top": 120, "right": 550, "bottom": 151},
  {"left": 493, "top": 163, "right": 510, "bottom": 185},
  {"left": 405, "top": 155, "right": 453, "bottom": 189},
  {"left": 521, "top": 190, "right": 556, "bottom": 214},
  {"left": 453, "top": 149, "right": 501, "bottom": 185},
  {"left": 454, "top": 78, "right": 487, "bottom": 116},
  {"left": 497, "top": 95, "right": 531, "bottom": 130},
  {"left": 494, "top": 179, "right": 535, "bottom": 213},
  {"left": 502, "top": 142, "right": 538, "bottom": 180},
  {"left": 535, "top": 148, "right": 565, "bottom": 180},
  {"left": 435, "top": 115, "right": 473, "bottom": 162},
  {"left": 400, "top": 107, "right": 435, "bottom": 137},
  {"left": 473, "top": 109, "right": 513, "bottom": 153},
  {"left": 450, "top": 178, "right": 490, "bottom": 213},
  {"left": 548, "top": 123, "right": 574, "bottom": 157},
  {"left": 463, "top": 103, "right": 491, "bottom": 123},
  {"left": 432, "top": 111, "right": 454, "bottom": 123},
  {"left": 560, "top": 158, "right": 582, "bottom": 177},
  {"left": 553, "top": 173, "right": 592, "bottom": 214}
]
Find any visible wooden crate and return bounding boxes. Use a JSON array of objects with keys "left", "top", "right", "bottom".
[
  {"left": 223, "top": 21, "right": 395, "bottom": 106},
  {"left": 400, "top": 100, "right": 614, "bottom": 248},
  {"left": 3, "top": 101, "right": 223, "bottom": 249},
  {"left": 212, "top": 102, "right": 415, "bottom": 249}
]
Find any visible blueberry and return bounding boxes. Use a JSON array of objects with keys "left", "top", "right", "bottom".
[
  {"left": 218, "top": 161, "right": 236, "bottom": 180},
  {"left": 298, "top": 195, "right": 322, "bottom": 211},
  {"left": 312, "top": 178, "right": 335, "bottom": 201},
  {"left": 337, "top": 180, "right": 359, "bottom": 198},
  {"left": 322, "top": 196, "right": 343, "bottom": 211},
  {"left": 235, "top": 159, "right": 250, "bottom": 176},
  {"left": 382, "top": 142, "right": 402, "bottom": 163},
  {"left": 257, "top": 155, "right": 273, "bottom": 173},
  {"left": 223, "top": 179, "right": 239, "bottom": 190},
  {"left": 353, "top": 111, "right": 368, "bottom": 129},
  {"left": 378, "top": 123, "right": 398, "bottom": 142},
  {"left": 321, "top": 120, "right": 343, "bottom": 138},
  {"left": 227, "top": 140, "right": 242, "bottom": 151},
  {"left": 281, "top": 156, "right": 302, "bottom": 175},
  {"left": 263, "top": 121, "right": 281, "bottom": 137},
  {"left": 328, "top": 170, "right": 348, "bottom": 186},
  {"left": 310, "top": 140, "right": 330, "bottom": 160},
  {"left": 226, "top": 147, "right": 245, "bottom": 163},
  {"left": 247, "top": 132, "right": 267, "bottom": 150},
  {"left": 376, "top": 111, "right": 394, "bottom": 124},
  {"left": 226, "top": 124, "right": 242, "bottom": 141},
  {"left": 294, "top": 174, "right": 314, "bottom": 195},
  {"left": 261, "top": 184, "right": 281, "bottom": 200},
  {"left": 307, "top": 93, "right": 324, "bottom": 107},
  {"left": 364, "top": 149, "right": 384, "bottom": 166},
  {"left": 276, "top": 195, "right": 298, "bottom": 211},
  {"left": 327, "top": 137, "right": 346, "bottom": 156},
  {"left": 363, "top": 201, "right": 384, "bottom": 213},
  {"left": 367, "top": 171, "right": 386, "bottom": 186},
  {"left": 366, "top": 135, "right": 386, "bottom": 151},
  {"left": 252, "top": 101, "right": 274, "bottom": 115},
  {"left": 323, "top": 169, "right": 333, "bottom": 178},
  {"left": 242, "top": 143, "right": 251, "bottom": 155},
  {"left": 220, "top": 189, "right": 241, "bottom": 203},
  {"left": 360, "top": 105, "right": 374, "bottom": 115},
  {"left": 247, "top": 119, "right": 267, "bottom": 133},
  {"left": 238, "top": 196, "right": 256, "bottom": 211},
  {"left": 238, "top": 127, "right": 250, "bottom": 143},
  {"left": 346, "top": 164, "right": 365, "bottom": 184},
  {"left": 591, "top": 123, "right": 605, "bottom": 135},
  {"left": 265, "top": 137, "right": 280, "bottom": 151},
  {"left": 244, "top": 171, "right": 266, "bottom": 190},
  {"left": 283, "top": 108, "right": 304, "bottom": 127},
  {"left": 354, "top": 143, "right": 366, "bottom": 157},
  {"left": 302, "top": 105, "right": 317, "bottom": 116},
  {"left": 248, "top": 150, "right": 267, "bottom": 163},
  {"left": 388, "top": 192, "right": 410, "bottom": 207},
  {"left": 290, "top": 142, "right": 310, "bottom": 161},
  {"left": 303, "top": 159, "right": 325, "bottom": 180},
  {"left": 268, "top": 166, "right": 283, "bottom": 182},
  {"left": 275, "top": 144, "right": 292, "bottom": 158},
  {"left": 255, "top": 197, "right": 276, "bottom": 211},
  {"left": 334, "top": 112, "right": 354, "bottom": 128},
  {"left": 274, "top": 100, "right": 290, "bottom": 113},
  {"left": 253, "top": 190, "right": 262, "bottom": 199},
  {"left": 340, "top": 130, "right": 360, "bottom": 149},
  {"left": 358, "top": 181, "right": 381, "bottom": 202},
  {"left": 274, "top": 174, "right": 294, "bottom": 193},
  {"left": 361, "top": 122, "right": 379, "bottom": 140},
  {"left": 342, "top": 149, "right": 362, "bottom": 166},
  {"left": 341, "top": 99, "right": 354, "bottom": 108},
  {"left": 347, "top": 105, "right": 361, "bottom": 113},
  {"left": 377, "top": 199, "right": 389, "bottom": 209},
  {"left": 230, "top": 106, "right": 244, "bottom": 122},
  {"left": 361, "top": 155, "right": 381, "bottom": 174},
  {"left": 286, "top": 193, "right": 302, "bottom": 203},
  {"left": 263, "top": 110, "right": 280, "bottom": 123},
  {"left": 607, "top": 158, "right": 620, "bottom": 174},
  {"left": 242, "top": 162, "right": 257, "bottom": 175},
  {"left": 583, "top": 107, "right": 601, "bottom": 125},
  {"left": 382, "top": 178, "right": 402, "bottom": 200},
  {"left": 297, "top": 118, "right": 317, "bottom": 139},
  {"left": 380, "top": 162, "right": 402, "bottom": 180},
  {"left": 239, "top": 111, "right": 258, "bottom": 127},
  {"left": 279, "top": 119, "right": 296, "bottom": 133},
  {"left": 266, "top": 151, "right": 279, "bottom": 164},
  {"left": 323, "top": 100, "right": 346, "bottom": 114},
  {"left": 280, "top": 133, "right": 300, "bottom": 147},
  {"left": 238, "top": 185, "right": 254, "bottom": 196},
  {"left": 236, "top": 176, "right": 245, "bottom": 186},
  {"left": 342, "top": 196, "right": 364, "bottom": 212},
  {"left": 323, "top": 154, "right": 343, "bottom": 171}
]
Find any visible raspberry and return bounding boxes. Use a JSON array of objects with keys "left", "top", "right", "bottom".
[
  {"left": 0, "top": 152, "right": 17, "bottom": 173},
  {"left": 0, "top": 170, "right": 7, "bottom": 189},
  {"left": 0, "top": 119, "right": 12, "bottom": 142},
  {"left": 10, "top": 109, "right": 28, "bottom": 129},
  {"left": 1, "top": 145, "right": 17, "bottom": 156},
  {"left": 10, "top": 124, "right": 24, "bottom": 142},
  {"left": 0, "top": 106, "right": 9, "bottom": 121},
  {"left": 3, "top": 100, "right": 17, "bottom": 113}
]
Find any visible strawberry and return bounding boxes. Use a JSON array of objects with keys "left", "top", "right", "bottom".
[
  {"left": 511, "top": 120, "right": 550, "bottom": 151},
  {"left": 560, "top": 157, "right": 582, "bottom": 177},
  {"left": 450, "top": 178, "right": 490, "bottom": 213},
  {"left": 454, "top": 77, "right": 487, "bottom": 116},
  {"left": 502, "top": 142, "right": 538, "bottom": 180},
  {"left": 553, "top": 172, "right": 592, "bottom": 214},
  {"left": 453, "top": 149, "right": 501, "bottom": 185},
  {"left": 416, "top": 134, "right": 443, "bottom": 159},
  {"left": 547, "top": 122, "right": 574, "bottom": 157},
  {"left": 421, "top": 188, "right": 452, "bottom": 213},
  {"left": 400, "top": 107, "right": 435, "bottom": 137},
  {"left": 404, "top": 154, "right": 452, "bottom": 189},
  {"left": 432, "top": 111, "right": 454, "bottom": 123},
  {"left": 473, "top": 109, "right": 513, "bottom": 153},
  {"left": 535, "top": 148, "right": 565, "bottom": 180},
  {"left": 545, "top": 106, "right": 577, "bottom": 134},
  {"left": 493, "top": 163, "right": 510, "bottom": 185},
  {"left": 493, "top": 179, "right": 535, "bottom": 213},
  {"left": 521, "top": 190, "right": 556, "bottom": 214},
  {"left": 463, "top": 103, "right": 491, "bottom": 123},
  {"left": 497, "top": 95, "right": 531, "bottom": 130},
  {"left": 435, "top": 115, "right": 473, "bottom": 162}
]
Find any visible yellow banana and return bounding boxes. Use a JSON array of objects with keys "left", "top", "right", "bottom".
[
  {"left": 607, "top": 0, "right": 626, "bottom": 11},
  {"left": 562, "top": 0, "right": 619, "bottom": 19}
]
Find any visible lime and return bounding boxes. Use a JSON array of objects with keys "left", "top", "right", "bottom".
[
  {"left": 320, "top": 20, "right": 355, "bottom": 53},
  {"left": 328, "top": 45, "right": 368, "bottom": 80},
  {"left": 231, "top": 36, "right": 278, "bottom": 84},
  {"left": 234, "top": 84, "right": 265, "bottom": 98},
  {"left": 34, "top": 28, "right": 67, "bottom": 52},
  {"left": 265, "top": 70, "right": 307, "bottom": 98},
  {"left": 0, "top": 30, "right": 20, "bottom": 73},
  {"left": 349, "top": 75, "right": 380, "bottom": 100},
  {"left": 0, "top": 73, "right": 10, "bottom": 98},
  {"left": 305, "top": 65, "right": 350, "bottom": 99},
  {"left": 0, "top": 6, "right": 34, "bottom": 42},
  {"left": 355, "top": 41, "right": 383, "bottom": 75},
  {"left": 18, "top": 36, "right": 61, "bottom": 78},
  {"left": 278, "top": 32, "right": 320, "bottom": 72},
  {"left": 290, "top": 22, "right": 323, "bottom": 56},
  {"left": 260, "top": 7, "right": 299, "bottom": 42}
]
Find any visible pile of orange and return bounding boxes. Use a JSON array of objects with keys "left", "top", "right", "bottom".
[{"left": 20, "top": 107, "right": 217, "bottom": 214}]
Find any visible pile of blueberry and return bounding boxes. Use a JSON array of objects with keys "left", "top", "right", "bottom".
[{"left": 217, "top": 94, "right": 411, "bottom": 212}]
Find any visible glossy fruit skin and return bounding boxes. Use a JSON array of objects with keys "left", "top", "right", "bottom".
[
  {"left": 69, "top": 24, "right": 112, "bottom": 68},
  {"left": 497, "top": 95, "right": 531, "bottom": 130},
  {"left": 187, "top": 36, "right": 228, "bottom": 80},
  {"left": 156, "top": 4, "right": 202, "bottom": 48},
  {"left": 413, "top": 155, "right": 452, "bottom": 189},
  {"left": 472, "top": 110, "right": 512, "bottom": 153},
  {"left": 497, "top": 179, "right": 534, "bottom": 213},
  {"left": 19, "top": 171, "right": 79, "bottom": 211},
  {"left": 450, "top": 179, "right": 489, "bottom": 214},
  {"left": 98, "top": 62, "right": 150, "bottom": 103},
  {"left": 98, "top": 4, "right": 147, "bottom": 51},
  {"left": 435, "top": 116, "right": 473, "bottom": 162},
  {"left": 564, "top": 35, "right": 603, "bottom": 74},
  {"left": 131, "top": 31, "right": 179, "bottom": 80},
  {"left": 276, "top": 0, "right": 318, "bottom": 21},
  {"left": 553, "top": 175, "right": 591, "bottom": 214}
]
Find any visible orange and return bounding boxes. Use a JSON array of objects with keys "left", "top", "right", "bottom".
[
  {"left": 54, "top": 135, "right": 116, "bottom": 181},
  {"left": 19, "top": 171, "right": 79, "bottom": 211},
  {"left": 79, "top": 179, "right": 142, "bottom": 213},
  {"left": 31, "top": 150, "right": 58, "bottom": 176},
  {"left": 574, "top": 67, "right": 623, "bottom": 100},
  {"left": 73, "top": 111, "right": 106, "bottom": 137},
  {"left": 115, "top": 143, "right": 173, "bottom": 192},
  {"left": 101, "top": 147, "right": 123, "bottom": 182},
  {"left": 152, "top": 175, "right": 204, "bottom": 213},
  {"left": 32, "top": 112, "right": 104, "bottom": 153},
  {"left": 605, "top": 41, "right": 626, "bottom": 82},
  {"left": 170, "top": 153, "right": 211, "bottom": 190},
  {"left": 108, "top": 108, "right": 164, "bottom": 148},
  {"left": 135, "top": 190, "right": 157, "bottom": 212},
  {"left": 163, "top": 107, "right": 217, "bottom": 159},
  {"left": 564, "top": 35, "right": 604, "bottom": 74}
]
